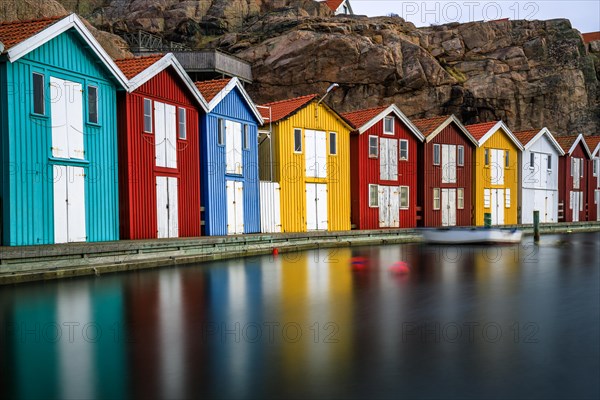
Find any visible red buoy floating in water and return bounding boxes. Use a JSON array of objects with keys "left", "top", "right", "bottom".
[
  {"left": 272, "top": 248, "right": 279, "bottom": 256},
  {"left": 389, "top": 261, "right": 410, "bottom": 275},
  {"left": 350, "top": 257, "right": 368, "bottom": 271}
]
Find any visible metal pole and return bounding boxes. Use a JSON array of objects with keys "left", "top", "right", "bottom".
[{"left": 533, "top": 210, "right": 540, "bottom": 242}]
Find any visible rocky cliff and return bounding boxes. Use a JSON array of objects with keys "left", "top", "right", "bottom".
[{"left": 3, "top": 0, "right": 599, "bottom": 134}]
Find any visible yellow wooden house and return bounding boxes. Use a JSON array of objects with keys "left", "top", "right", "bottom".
[
  {"left": 466, "top": 121, "right": 524, "bottom": 226},
  {"left": 258, "top": 94, "right": 353, "bottom": 232}
]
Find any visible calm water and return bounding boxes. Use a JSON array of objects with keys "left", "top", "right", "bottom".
[{"left": 1, "top": 233, "right": 599, "bottom": 400}]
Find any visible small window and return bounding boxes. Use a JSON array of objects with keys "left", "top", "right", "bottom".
[
  {"left": 571, "top": 158, "right": 575, "bottom": 177},
  {"left": 88, "top": 86, "right": 98, "bottom": 124},
  {"left": 399, "top": 186, "right": 409, "bottom": 209},
  {"left": 143, "top": 98, "right": 152, "bottom": 133},
  {"left": 399, "top": 139, "right": 408, "bottom": 161},
  {"left": 433, "top": 188, "right": 440, "bottom": 210},
  {"left": 547, "top": 155, "right": 552, "bottom": 171},
  {"left": 530, "top": 153, "right": 535, "bottom": 169},
  {"left": 484, "top": 149, "right": 489, "bottom": 166},
  {"left": 178, "top": 108, "right": 187, "bottom": 140},
  {"left": 369, "top": 185, "right": 379, "bottom": 207},
  {"left": 294, "top": 129, "right": 302, "bottom": 153},
  {"left": 33, "top": 73, "right": 45, "bottom": 115},
  {"left": 594, "top": 159, "right": 598, "bottom": 177},
  {"left": 433, "top": 144, "right": 440, "bottom": 165},
  {"left": 484, "top": 189, "right": 491, "bottom": 208},
  {"left": 384, "top": 116, "right": 394, "bottom": 134},
  {"left": 505, "top": 150, "right": 510, "bottom": 168},
  {"left": 580, "top": 159, "right": 584, "bottom": 177},
  {"left": 457, "top": 188, "right": 464, "bottom": 209},
  {"left": 218, "top": 118, "right": 225, "bottom": 145},
  {"left": 329, "top": 132, "right": 337, "bottom": 155},
  {"left": 457, "top": 145, "right": 464, "bottom": 166},
  {"left": 505, "top": 188, "right": 511, "bottom": 208},
  {"left": 369, "top": 136, "right": 378, "bottom": 158},
  {"left": 243, "top": 124, "right": 249, "bottom": 149}
]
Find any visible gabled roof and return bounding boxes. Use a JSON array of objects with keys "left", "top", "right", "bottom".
[
  {"left": 341, "top": 104, "right": 425, "bottom": 141},
  {"left": 259, "top": 94, "right": 318, "bottom": 123},
  {"left": 555, "top": 134, "right": 592, "bottom": 158},
  {"left": 513, "top": 127, "right": 565, "bottom": 155},
  {"left": 116, "top": 53, "right": 208, "bottom": 111},
  {"left": 582, "top": 32, "right": 600, "bottom": 44},
  {"left": 0, "top": 14, "right": 127, "bottom": 88},
  {"left": 465, "top": 120, "right": 524, "bottom": 150},
  {"left": 195, "top": 77, "right": 263, "bottom": 124},
  {"left": 325, "top": 1, "right": 346, "bottom": 12},
  {"left": 585, "top": 136, "right": 600, "bottom": 157},
  {"left": 411, "top": 114, "right": 477, "bottom": 146}
]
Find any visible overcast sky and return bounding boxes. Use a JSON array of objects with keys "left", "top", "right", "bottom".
[{"left": 349, "top": 1, "right": 600, "bottom": 33}]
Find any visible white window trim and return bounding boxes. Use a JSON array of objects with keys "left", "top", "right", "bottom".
[
  {"left": 243, "top": 124, "right": 249, "bottom": 149},
  {"left": 32, "top": 72, "right": 45, "bottom": 115},
  {"left": 88, "top": 85, "right": 99, "bottom": 124},
  {"left": 457, "top": 145, "right": 464, "bottom": 166},
  {"left": 369, "top": 184, "right": 379, "bottom": 207},
  {"left": 457, "top": 188, "right": 464, "bottom": 210},
  {"left": 294, "top": 128, "right": 302, "bottom": 153},
  {"left": 505, "top": 150, "right": 510, "bottom": 168},
  {"left": 399, "top": 139, "right": 409, "bottom": 161},
  {"left": 433, "top": 188, "right": 440, "bottom": 210},
  {"left": 178, "top": 107, "right": 187, "bottom": 140},
  {"left": 484, "top": 189, "right": 491, "bottom": 208},
  {"left": 399, "top": 186, "right": 409, "bottom": 209},
  {"left": 217, "top": 118, "right": 225, "bottom": 146},
  {"left": 433, "top": 144, "right": 440, "bottom": 165},
  {"left": 143, "top": 98, "right": 153, "bottom": 133},
  {"left": 329, "top": 131, "right": 337, "bottom": 155},
  {"left": 530, "top": 153, "right": 535, "bottom": 169},
  {"left": 383, "top": 116, "right": 394, "bottom": 135},
  {"left": 368, "top": 135, "right": 379, "bottom": 158},
  {"left": 484, "top": 148, "right": 490, "bottom": 166}
]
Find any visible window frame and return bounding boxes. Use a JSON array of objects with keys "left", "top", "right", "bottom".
[
  {"left": 399, "top": 139, "right": 409, "bottom": 161},
  {"left": 594, "top": 159, "right": 599, "bottom": 177},
  {"left": 178, "top": 107, "right": 187, "bottom": 140},
  {"left": 32, "top": 72, "right": 46, "bottom": 116},
  {"left": 329, "top": 131, "right": 337, "bottom": 155},
  {"left": 217, "top": 118, "right": 225, "bottom": 146},
  {"left": 383, "top": 116, "right": 394, "bottom": 135},
  {"left": 294, "top": 128, "right": 302, "bottom": 153},
  {"left": 505, "top": 150, "right": 510, "bottom": 168},
  {"left": 87, "top": 85, "right": 99, "bottom": 125},
  {"left": 368, "top": 136, "right": 379, "bottom": 158},
  {"left": 484, "top": 148, "right": 490, "bottom": 166},
  {"left": 399, "top": 186, "right": 409, "bottom": 209},
  {"left": 433, "top": 144, "right": 440, "bottom": 165},
  {"left": 530, "top": 153, "right": 535, "bottom": 169},
  {"left": 433, "top": 188, "right": 440, "bottom": 210},
  {"left": 457, "top": 145, "right": 464, "bottom": 166},
  {"left": 369, "top": 184, "right": 379, "bottom": 208},
  {"left": 243, "top": 124, "right": 249, "bottom": 150},
  {"left": 547, "top": 154, "right": 552, "bottom": 171},
  {"left": 457, "top": 188, "right": 464, "bottom": 209},
  {"left": 143, "top": 98, "right": 153, "bottom": 133}
]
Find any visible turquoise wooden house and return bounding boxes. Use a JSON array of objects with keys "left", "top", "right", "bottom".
[{"left": 0, "top": 14, "right": 128, "bottom": 245}]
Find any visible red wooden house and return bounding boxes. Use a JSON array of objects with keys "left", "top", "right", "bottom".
[
  {"left": 116, "top": 54, "right": 208, "bottom": 239},
  {"left": 342, "top": 105, "right": 424, "bottom": 229},
  {"left": 412, "top": 115, "right": 478, "bottom": 227},
  {"left": 584, "top": 136, "right": 600, "bottom": 221},
  {"left": 556, "top": 134, "right": 593, "bottom": 222}
]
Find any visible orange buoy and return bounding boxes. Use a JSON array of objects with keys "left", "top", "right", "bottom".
[{"left": 389, "top": 261, "right": 410, "bottom": 275}]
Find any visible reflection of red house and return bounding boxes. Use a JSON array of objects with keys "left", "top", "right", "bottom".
[
  {"left": 556, "top": 134, "right": 592, "bottom": 222},
  {"left": 116, "top": 54, "right": 208, "bottom": 239},
  {"left": 342, "top": 105, "right": 424, "bottom": 229},
  {"left": 412, "top": 115, "right": 478, "bottom": 227}
]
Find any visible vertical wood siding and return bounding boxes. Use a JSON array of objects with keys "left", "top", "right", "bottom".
[
  {"left": 201, "top": 88, "right": 260, "bottom": 236},
  {"left": 473, "top": 129, "right": 520, "bottom": 225},
  {"left": 266, "top": 102, "right": 351, "bottom": 233},
  {"left": 558, "top": 141, "right": 590, "bottom": 222},
  {"left": 118, "top": 68, "right": 201, "bottom": 239},
  {"left": 350, "top": 115, "right": 420, "bottom": 229},
  {"left": 419, "top": 123, "right": 475, "bottom": 227},
  {"left": 2, "top": 30, "right": 120, "bottom": 245}
]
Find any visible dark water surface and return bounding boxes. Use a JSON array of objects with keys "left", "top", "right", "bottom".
[{"left": 1, "top": 233, "right": 599, "bottom": 399}]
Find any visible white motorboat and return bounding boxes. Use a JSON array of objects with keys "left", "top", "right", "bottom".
[{"left": 421, "top": 228, "right": 523, "bottom": 244}]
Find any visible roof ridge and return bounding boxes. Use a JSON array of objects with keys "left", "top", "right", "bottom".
[
  {"left": 412, "top": 115, "right": 451, "bottom": 122},
  {"left": 0, "top": 15, "right": 66, "bottom": 26},
  {"left": 341, "top": 105, "right": 389, "bottom": 116}
]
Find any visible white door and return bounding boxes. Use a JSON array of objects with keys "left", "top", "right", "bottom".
[
  {"left": 491, "top": 188, "right": 505, "bottom": 225},
  {"left": 155, "top": 102, "right": 178, "bottom": 169},
  {"left": 595, "top": 190, "right": 600, "bottom": 221},
  {"left": 441, "top": 188, "right": 457, "bottom": 227},
  {"left": 260, "top": 182, "right": 281, "bottom": 233},
  {"left": 442, "top": 145, "right": 456, "bottom": 183},
  {"left": 316, "top": 184, "right": 328, "bottom": 230},
  {"left": 225, "top": 120, "right": 243, "bottom": 175},
  {"left": 389, "top": 186, "right": 400, "bottom": 228},
  {"left": 50, "top": 77, "right": 84, "bottom": 160},
  {"left": 379, "top": 139, "right": 398, "bottom": 181},
  {"left": 491, "top": 149, "right": 505, "bottom": 185},
  {"left": 378, "top": 185, "right": 390, "bottom": 227},
  {"left": 156, "top": 176, "right": 178, "bottom": 238},
  {"left": 571, "top": 191, "right": 580, "bottom": 222},
  {"left": 226, "top": 180, "right": 244, "bottom": 234},
  {"left": 572, "top": 158, "right": 581, "bottom": 189},
  {"left": 53, "top": 165, "right": 87, "bottom": 243},
  {"left": 306, "top": 183, "right": 327, "bottom": 230},
  {"left": 546, "top": 191, "right": 555, "bottom": 223},
  {"left": 305, "top": 130, "right": 327, "bottom": 178}
]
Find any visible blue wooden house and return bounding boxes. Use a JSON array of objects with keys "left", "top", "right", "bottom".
[
  {"left": 0, "top": 14, "right": 128, "bottom": 245},
  {"left": 195, "top": 78, "right": 264, "bottom": 235}
]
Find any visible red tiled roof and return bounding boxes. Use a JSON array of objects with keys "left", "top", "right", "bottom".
[
  {"left": 341, "top": 106, "right": 388, "bottom": 129},
  {"left": 583, "top": 32, "right": 600, "bottom": 44},
  {"left": 115, "top": 55, "right": 164, "bottom": 79},
  {"left": 0, "top": 16, "right": 65, "bottom": 52},
  {"left": 513, "top": 129, "right": 540, "bottom": 146},
  {"left": 555, "top": 135, "right": 580, "bottom": 153},
  {"left": 465, "top": 121, "right": 499, "bottom": 141},
  {"left": 585, "top": 136, "right": 600, "bottom": 154},
  {"left": 195, "top": 79, "right": 231, "bottom": 103},
  {"left": 259, "top": 94, "right": 318, "bottom": 123},
  {"left": 411, "top": 115, "right": 451, "bottom": 138},
  {"left": 324, "top": 0, "right": 345, "bottom": 12}
]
